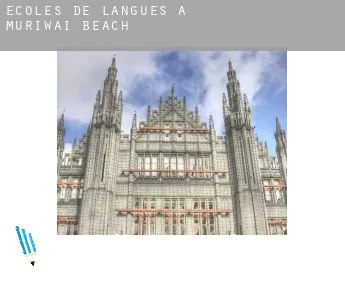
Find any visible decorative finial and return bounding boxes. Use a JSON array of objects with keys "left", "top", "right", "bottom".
[
  {"left": 228, "top": 58, "right": 233, "bottom": 71},
  {"left": 276, "top": 115, "right": 282, "bottom": 133},
  {"left": 112, "top": 54, "right": 116, "bottom": 67},
  {"left": 171, "top": 84, "right": 175, "bottom": 97}
]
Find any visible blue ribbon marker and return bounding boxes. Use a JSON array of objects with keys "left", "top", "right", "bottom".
[
  {"left": 15, "top": 226, "right": 26, "bottom": 255},
  {"left": 22, "top": 228, "right": 31, "bottom": 254},
  {"left": 28, "top": 233, "right": 36, "bottom": 253}
]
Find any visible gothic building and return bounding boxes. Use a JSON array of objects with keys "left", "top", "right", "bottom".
[{"left": 57, "top": 56, "right": 287, "bottom": 235}]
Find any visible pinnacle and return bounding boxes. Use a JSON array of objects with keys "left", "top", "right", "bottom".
[
  {"left": 228, "top": 58, "right": 233, "bottom": 71},
  {"left": 58, "top": 111, "right": 65, "bottom": 129},
  {"left": 276, "top": 115, "right": 282, "bottom": 132},
  {"left": 171, "top": 84, "right": 175, "bottom": 96},
  {"left": 112, "top": 54, "right": 116, "bottom": 68}
]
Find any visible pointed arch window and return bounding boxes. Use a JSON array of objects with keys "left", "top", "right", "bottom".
[
  {"left": 71, "top": 187, "right": 77, "bottom": 199},
  {"left": 265, "top": 189, "right": 271, "bottom": 202},
  {"left": 60, "top": 188, "right": 66, "bottom": 199},
  {"left": 259, "top": 158, "right": 264, "bottom": 169}
]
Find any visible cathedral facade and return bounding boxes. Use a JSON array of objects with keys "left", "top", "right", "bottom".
[{"left": 57, "top": 56, "right": 287, "bottom": 235}]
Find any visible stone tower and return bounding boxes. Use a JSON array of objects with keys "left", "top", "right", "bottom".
[
  {"left": 222, "top": 60, "right": 268, "bottom": 235},
  {"left": 78, "top": 56, "right": 123, "bottom": 235},
  {"left": 275, "top": 116, "right": 287, "bottom": 187},
  {"left": 57, "top": 112, "right": 65, "bottom": 177}
]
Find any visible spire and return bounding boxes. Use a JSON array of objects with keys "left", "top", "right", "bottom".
[
  {"left": 209, "top": 114, "right": 214, "bottom": 129},
  {"left": 118, "top": 90, "right": 123, "bottom": 102},
  {"left": 222, "top": 92, "right": 227, "bottom": 103},
  {"left": 112, "top": 54, "right": 116, "bottom": 69},
  {"left": 102, "top": 56, "right": 118, "bottom": 110},
  {"left": 276, "top": 115, "right": 282, "bottom": 133},
  {"left": 147, "top": 105, "right": 152, "bottom": 121},
  {"left": 95, "top": 90, "right": 101, "bottom": 106},
  {"left": 195, "top": 106, "right": 200, "bottom": 123},
  {"left": 171, "top": 84, "right": 175, "bottom": 98},
  {"left": 183, "top": 96, "right": 187, "bottom": 109},
  {"left": 58, "top": 111, "right": 65, "bottom": 130},
  {"left": 228, "top": 58, "right": 233, "bottom": 71},
  {"left": 118, "top": 90, "right": 123, "bottom": 110},
  {"left": 275, "top": 115, "right": 287, "bottom": 188},
  {"left": 87, "top": 124, "right": 91, "bottom": 135},
  {"left": 243, "top": 93, "right": 250, "bottom": 112},
  {"left": 222, "top": 92, "right": 227, "bottom": 106},
  {"left": 132, "top": 112, "right": 137, "bottom": 129}
]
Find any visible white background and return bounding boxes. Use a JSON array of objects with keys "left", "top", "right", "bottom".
[{"left": 0, "top": 51, "right": 344, "bottom": 281}]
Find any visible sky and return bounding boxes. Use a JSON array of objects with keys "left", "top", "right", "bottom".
[{"left": 57, "top": 51, "right": 287, "bottom": 156}]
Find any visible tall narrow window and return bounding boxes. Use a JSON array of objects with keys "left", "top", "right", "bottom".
[
  {"left": 259, "top": 158, "right": 264, "bottom": 169},
  {"left": 179, "top": 199, "right": 185, "bottom": 210},
  {"left": 275, "top": 189, "right": 282, "bottom": 203},
  {"left": 163, "top": 155, "right": 169, "bottom": 177},
  {"left": 194, "top": 215, "right": 200, "bottom": 235},
  {"left": 209, "top": 215, "right": 215, "bottom": 235},
  {"left": 190, "top": 156, "right": 196, "bottom": 177},
  {"left": 149, "top": 216, "right": 155, "bottom": 235},
  {"left": 164, "top": 199, "right": 170, "bottom": 209},
  {"left": 172, "top": 199, "right": 177, "bottom": 210},
  {"left": 151, "top": 155, "right": 157, "bottom": 177},
  {"left": 178, "top": 156, "right": 184, "bottom": 177},
  {"left": 201, "top": 201, "right": 206, "bottom": 209},
  {"left": 145, "top": 156, "right": 150, "bottom": 177},
  {"left": 197, "top": 156, "right": 203, "bottom": 178},
  {"left": 172, "top": 216, "right": 178, "bottom": 235},
  {"left": 142, "top": 215, "right": 147, "bottom": 235},
  {"left": 73, "top": 224, "right": 78, "bottom": 235},
  {"left": 134, "top": 215, "right": 139, "bottom": 235},
  {"left": 150, "top": 199, "right": 156, "bottom": 209},
  {"left": 60, "top": 188, "right": 66, "bottom": 199},
  {"left": 164, "top": 216, "right": 170, "bottom": 235},
  {"left": 204, "top": 156, "right": 210, "bottom": 178},
  {"left": 138, "top": 156, "right": 144, "bottom": 176},
  {"left": 71, "top": 188, "right": 77, "bottom": 199},
  {"left": 67, "top": 223, "right": 72, "bottom": 235},
  {"left": 171, "top": 155, "right": 177, "bottom": 177},
  {"left": 202, "top": 217, "right": 207, "bottom": 235},
  {"left": 180, "top": 215, "right": 185, "bottom": 235},
  {"left": 78, "top": 189, "right": 83, "bottom": 199},
  {"left": 194, "top": 201, "right": 199, "bottom": 209},
  {"left": 265, "top": 189, "right": 271, "bottom": 202},
  {"left": 101, "top": 153, "right": 106, "bottom": 182}
]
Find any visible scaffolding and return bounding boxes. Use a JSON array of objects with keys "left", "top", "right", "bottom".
[
  {"left": 57, "top": 217, "right": 78, "bottom": 223},
  {"left": 57, "top": 180, "right": 82, "bottom": 187},
  {"left": 138, "top": 127, "right": 208, "bottom": 132},
  {"left": 116, "top": 208, "right": 231, "bottom": 214},
  {"left": 121, "top": 169, "right": 228, "bottom": 173},
  {"left": 268, "top": 219, "right": 287, "bottom": 225},
  {"left": 263, "top": 184, "right": 286, "bottom": 190}
]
